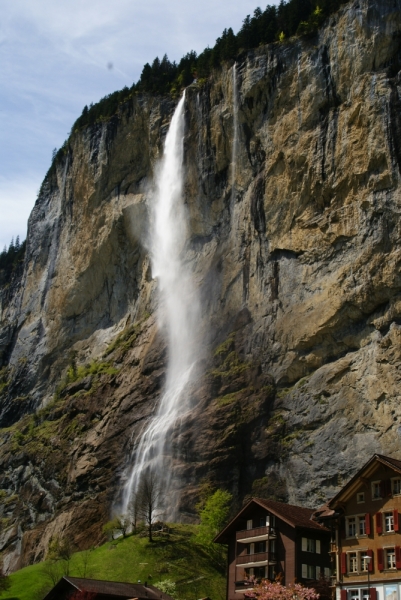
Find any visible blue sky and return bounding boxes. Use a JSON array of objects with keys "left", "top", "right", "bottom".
[{"left": 0, "top": 0, "right": 274, "bottom": 250}]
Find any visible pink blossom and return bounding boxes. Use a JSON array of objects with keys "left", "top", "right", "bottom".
[{"left": 244, "top": 580, "right": 319, "bottom": 600}]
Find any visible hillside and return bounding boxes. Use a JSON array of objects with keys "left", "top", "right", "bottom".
[
  {"left": 1, "top": 0, "right": 401, "bottom": 575},
  {"left": 1, "top": 524, "right": 226, "bottom": 600}
]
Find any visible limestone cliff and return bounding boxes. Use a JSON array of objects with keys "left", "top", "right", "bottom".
[{"left": 1, "top": 0, "right": 401, "bottom": 572}]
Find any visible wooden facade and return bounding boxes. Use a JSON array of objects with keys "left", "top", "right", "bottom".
[
  {"left": 215, "top": 498, "right": 331, "bottom": 600},
  {"left": 42, "top": 576, "right": 174, "bottom": 600},
  {"left": 315, "top": 454, "right": 401, "bottom": 600}
]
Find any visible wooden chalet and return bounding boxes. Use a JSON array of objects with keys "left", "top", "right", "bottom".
[
  {"left": 42, "top": 576, "right": 174, "bottom": 600},
  {"left": 214, "top": 497, "right": 331, "bottom": 600}
]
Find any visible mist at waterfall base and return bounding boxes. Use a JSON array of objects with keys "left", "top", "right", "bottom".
[{"left": 121, "top": 92, "right": 201, "bottom": 518}]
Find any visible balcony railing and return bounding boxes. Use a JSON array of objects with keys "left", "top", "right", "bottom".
[
  {"left": 236, "top": 526, "right": 276, "bottom": 541},
  {"left": 236, "top": 551, "right": 277, "bottom": 565},
  {"left": 235, "top": 580, "right": 258, "bottom": 589}
]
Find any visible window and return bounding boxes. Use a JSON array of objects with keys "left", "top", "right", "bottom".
[
  {"left": 347, "top": 514, "right": 368, "bottom": 537},
  {"left": 372, "top": 481, "right": 381, "bottom": 500},
  {"left": 268, "top": 565, "right": 275, "bottom": 581},
  {"left": 269, "top": 539, "right": 276, "bottom": 554},
  {"left": 345, "top": 551, "right": 372, "bottom": 574},
  {"left": 393, "top": 479, "right": 401, "bottom": 496},
  {"left": 302, "top": 564, "right": 316, "bottom": 579},
  {"left": 255, "top": 541, "right": 266, "bottom": 553},
  {"left": 348, "top": 590, "right": 370, "bottom": 600},
  {"left": 347, "top": 517, "right": 356, "bottom": 537},
  {"left": 302, "top": 537, "right": 317, "bottom": 552},
  {"left": 254, "top": 566, "right": 267, "bottom": 579},
  {"left": 348, "top": 552, "right": 358, "bottom": 573},
  {"left": 357, "top": 492, "right": 365, "bottom": 503},
  {"left": 349, "top": 553, "right": 358, "bottom": 573},
  {"left": 360, "top": 555, "right": 369, "bottom": 572},
  {"left": 385, "top": 512, "right": 394, "bottom": 533},
  {"left": 386, "top": 548, "right": 396, "bottom": 569}
]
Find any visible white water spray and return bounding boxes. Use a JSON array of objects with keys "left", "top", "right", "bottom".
[
  {"left": 231, "top": 62, "right": 239, "bottom": 200},
  {"left": 122, "top": 92, "right": 200, "bottom": 514}
]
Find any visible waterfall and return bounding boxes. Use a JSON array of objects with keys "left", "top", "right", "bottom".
[
  {"left": 231, "top": 62, "right": 238, "bottom": 201},
  {"left": 121, "top": 91, "right": 200, "bottom": 515}
]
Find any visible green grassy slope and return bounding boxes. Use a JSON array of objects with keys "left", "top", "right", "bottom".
[{"left": 2, "top": 524, "right": 226, "bottom": 600}]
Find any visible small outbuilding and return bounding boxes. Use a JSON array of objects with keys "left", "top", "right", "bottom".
[{"left": 43, "top": 576, "right": 174, "bottom": 600}]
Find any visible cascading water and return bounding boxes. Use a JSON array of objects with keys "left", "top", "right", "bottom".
[
  {"left": 121, "top": 91, "right": 200, "bottom": 515},
  {"left": 231, "top": 62, "right": 238, "bottom": 201}
]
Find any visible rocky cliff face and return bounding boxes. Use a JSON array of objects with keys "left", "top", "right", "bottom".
[{"left": 1, "top": 0, "right": 401, "bottom": 573}]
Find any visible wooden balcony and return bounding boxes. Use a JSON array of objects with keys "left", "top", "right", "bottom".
[
  {"left": 236, "top": 526, "right": 276, "bottom": 543},
  {"left": 236, "top": 551, "right": 277, "bottom": 567},
  {"left": 235, "top": 580, "right": 257, "bottom": 591}
]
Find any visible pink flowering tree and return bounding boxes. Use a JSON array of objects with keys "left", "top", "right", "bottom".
[{"left": 244, "top": 580, "right": 319, "bottom": 600}]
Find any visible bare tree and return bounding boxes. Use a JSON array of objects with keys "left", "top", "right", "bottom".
[
  {"left": 128, "top": 492, "right": 141, "bottom": 534},
  {"left": 46, "top": 535, "right": 75, "bottom": 578},
  {"left": 137, "top": 470, "right": 163, "bottom": 542},
  {"left": 116, "top": 514, "right": 130, "bottom": 538},
  {"left": 76, "top": 548, "right": 93, "bottom": 578}
]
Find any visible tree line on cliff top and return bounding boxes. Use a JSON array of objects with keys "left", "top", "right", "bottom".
[
  {"left": 0, "top": 236, "right": 26, "bottom": 286},
  {"left": 69, "top": 0, "right": 346, "bottom": 134}
]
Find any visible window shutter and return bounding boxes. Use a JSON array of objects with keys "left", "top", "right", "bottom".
[
  {"left": 376, "top": 512, "right": 382, "bottom": 534},
  {"left": 247, "top": 519, "right": 253, "bottom": 530},
  {"left": 341, "top": 590, "right": 347, "bottom": 600},
  {"left": 394, "top": 509, "right": 399, "bottom": 532},
  {"left": 386, "top": 479, "right": 392, "bottom": 496},
  {"left": 377, "top": 548, "right": 384, "bottom": 571},
  {"left": 370, "top": 589, "right": 377, "bottom": 600},
  {"left": 324, "top": 567, "right": 331, "bottom": 578},
  {"left": 316, "top": 540, "right": 321, "bottom": 554},
  {"left": 341, "top": 552, "right": 347, "bottom": 574},
  {"left": 396, "top": 546, "right": 401, "bottom": 569},
  {"left": 302, "top": 564, "right": 307, "bottom": 578},
  {"left": 365, "top": 513, "right": 371, "bottom": 535},
  {"left": 302, "top": 537, "right": 307, "bottom": 551},
  {"left": 367, "top": 549, "right": 373, "bottom": 572},
  {"left": 380, "top": 480, "right": 386, "bottom": 498}
]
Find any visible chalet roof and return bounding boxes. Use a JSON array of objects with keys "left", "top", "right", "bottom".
[
  {"left": 43, "top": 576, "right": 174, "bottom": 600},
  {"left": 327, "top": 453, "right": 401, "bottom": 509},
  {"left": 214, "top": 497, "right": 329, "bottom": 544},
  {"left": 255, "top": 498, "right": 329, "bottom": 530}
]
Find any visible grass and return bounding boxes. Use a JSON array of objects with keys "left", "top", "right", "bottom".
[{"left": 2, "top": 524, "right": 226, "bottom": 600}]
